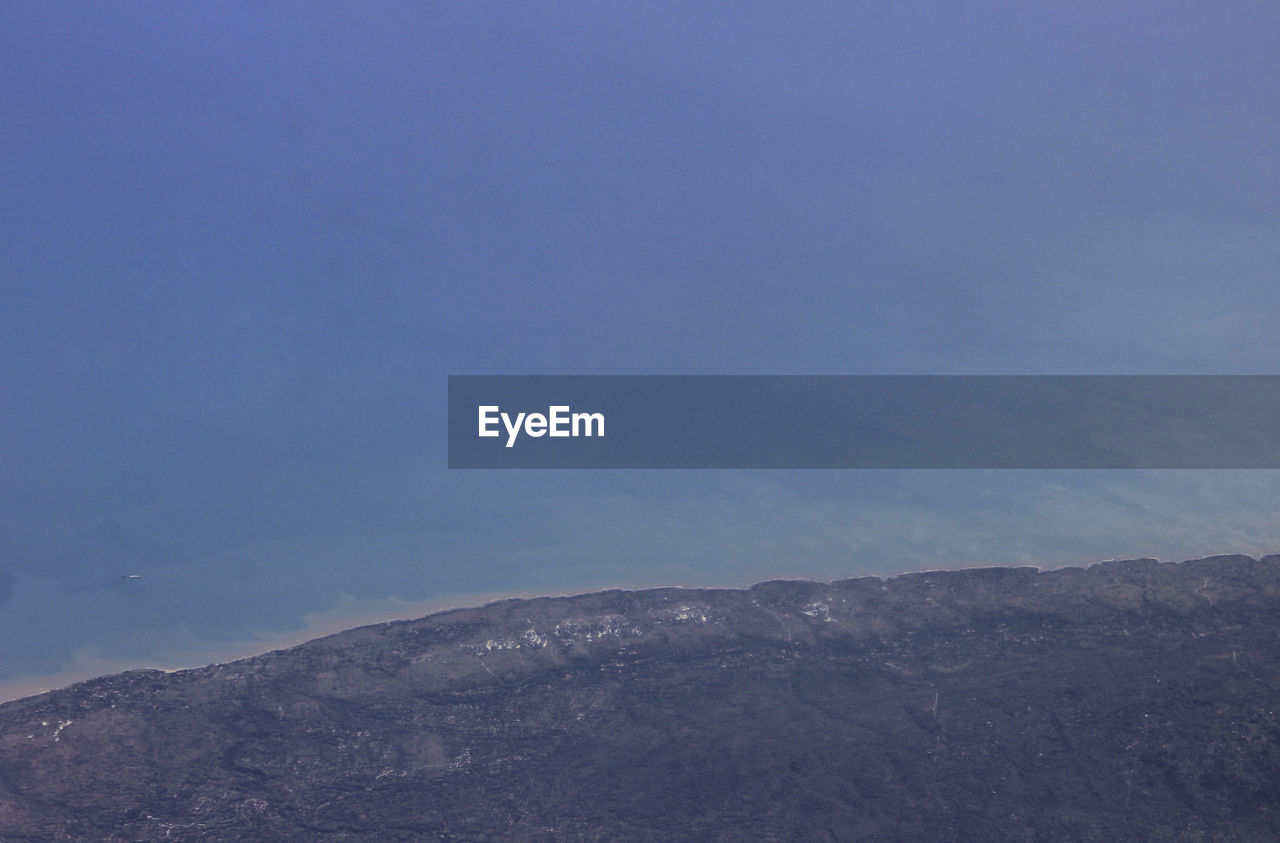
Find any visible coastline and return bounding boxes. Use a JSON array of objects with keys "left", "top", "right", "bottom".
[{"left": 1, "top": 551, "right": 1271, "bottom": 706}]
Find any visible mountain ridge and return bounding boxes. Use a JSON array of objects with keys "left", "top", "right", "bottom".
[{"left": 3, "top": 553, "right": 1280, "bottom": 839}]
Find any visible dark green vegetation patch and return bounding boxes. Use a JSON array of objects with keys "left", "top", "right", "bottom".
[{"left": 3, "top": 555, "right": 1280, "bottom": 840}]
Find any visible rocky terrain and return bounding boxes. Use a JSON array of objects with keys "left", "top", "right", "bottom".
[{"left": 3, "top": 554, "right": 1280, "bottom": 840}]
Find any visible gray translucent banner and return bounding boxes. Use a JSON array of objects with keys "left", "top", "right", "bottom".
[{"left": 448, "top": 376, "right": 1280, "bottom": 469}]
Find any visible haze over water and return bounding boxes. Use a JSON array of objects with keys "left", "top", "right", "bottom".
[{"left": 2, "top": 1, "right": 1279, "bottom": 699}]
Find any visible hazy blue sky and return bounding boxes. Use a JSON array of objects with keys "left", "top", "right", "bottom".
[{"left": 2, "top": 1, "right": 1279, "bottom": 698}]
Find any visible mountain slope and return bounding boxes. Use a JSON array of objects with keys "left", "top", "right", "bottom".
[{"left": 3, "top": 555, "right": 1280, "bottom": 840}]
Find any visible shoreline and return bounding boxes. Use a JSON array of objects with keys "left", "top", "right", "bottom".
[{"left": 0, "top": 551, "right": 1270, "bottom": 706}]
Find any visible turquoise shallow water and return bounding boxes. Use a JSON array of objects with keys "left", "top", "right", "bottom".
[{"left": 2, "top": 469, "right": 1277, "bottom": 700}]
